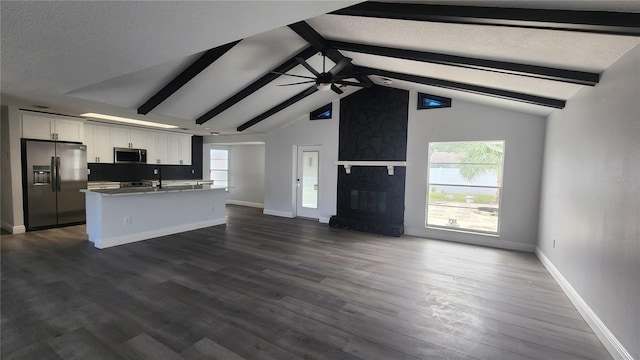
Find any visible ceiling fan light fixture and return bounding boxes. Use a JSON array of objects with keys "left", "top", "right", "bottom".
[{"left": 316, "top": 83, "right": 331, "bottom": 91}]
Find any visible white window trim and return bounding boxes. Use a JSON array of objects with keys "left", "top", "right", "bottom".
[{"left": 425, "top": 140, "right": 505, "bottom": 236}]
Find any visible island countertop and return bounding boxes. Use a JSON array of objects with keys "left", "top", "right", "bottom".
[
  {"left": 82, "top": 184, "right": 227, "bottom": 249},
  {"left": 81, "top": 184, "right": 226, "bottom": 196}
]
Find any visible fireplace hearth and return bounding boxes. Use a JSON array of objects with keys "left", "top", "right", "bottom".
[{"left": 330, "top": 166, "right": 405, "bottom": 236}]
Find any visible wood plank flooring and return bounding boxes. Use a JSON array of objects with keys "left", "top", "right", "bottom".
[{"left": 1, "top": 205, "right": 612, "bottom": 359}]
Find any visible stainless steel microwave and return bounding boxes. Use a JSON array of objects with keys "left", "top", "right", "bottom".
[{"left": 114, "top": 147, "right": 147, "bottom": 164}]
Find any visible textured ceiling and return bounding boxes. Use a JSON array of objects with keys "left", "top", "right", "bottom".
[{"left": 1, "top": 1, "right": 639, "bottom": 135}]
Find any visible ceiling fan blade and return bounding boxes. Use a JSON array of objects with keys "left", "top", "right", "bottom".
[
  {"left": 270, "top": 71, "right": 316, "bottom": 80},
  {"left": 303, "top": 86, "right": 319, "bottom": 96},
  {"left": 277, "top": 80, "right": 316, "bottom": 86},
  {"left": 330, "top": 84, "right": 344, "bottom": 95},
  {"left": 333, "top": 80, "right": 366, "bottom": 87},
  {"left": 296, "top": 57, "right": 320, "bottom": 77},
  {"left": 329, "top": 58, "right": 352, "bottom": 77}
]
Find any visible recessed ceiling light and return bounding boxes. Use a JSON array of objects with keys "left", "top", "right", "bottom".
[{"left": 81, "top": 113, "right": 178, "bottom": 129}]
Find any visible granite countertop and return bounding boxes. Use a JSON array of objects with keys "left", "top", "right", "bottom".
[{"left": 81, "top": 184, "right": 226, "bottom": 196}]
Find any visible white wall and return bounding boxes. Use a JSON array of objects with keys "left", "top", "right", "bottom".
[
  {"left": 0, "top": 105, "right": 25, "bottom": 233},
  {"left": 264, "top": 100, "right": 339, "bottom": 222},
  {"left": 538, "top": 44, "right": 639, "bottom": 360},
  {"left": 1, "top": 106, "right": 13, "bottom": 230},
  {"left": 228, "top": 144, "right": 265, "bottom": 207},
  {"left": 405, "top": 93, "right": 546, "bottom": 252},
  {"left": 202, "top": 143, "right": 266, "bottom": 208}
]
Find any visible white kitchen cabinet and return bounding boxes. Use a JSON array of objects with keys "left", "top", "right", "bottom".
[
  {"left": 111, "top": 127, "right": 148, "bottom": 149},
  {"left": 110, "top": 127, "right": 130, "bottom": 148},
  {"left": 178, "top": 134, "right": 192, "bottom": 165},
  {"left": 156, "top": 132, "right": 169, "bottom": 164},
  {"left": 129, "top": 129, "right": 147, "bottom": 149},
  {"left": 22, "top": 113, "right": 84, "bottom": 142},
  {"left": 166, "top": 134, "right": 181, "bottom": 165},
  {"left": 84, "top": 123, "right": 113, "bottom": 163},
  {"left": 144, "top": 131, "right": 159, "bottom": 164},
  {"left": 155, "top": 132, "right": 192, "bottom": 166}
]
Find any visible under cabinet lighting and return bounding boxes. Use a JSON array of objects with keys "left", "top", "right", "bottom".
[{"left": 80, "top": 113, "right": 179, "bottom": 129}]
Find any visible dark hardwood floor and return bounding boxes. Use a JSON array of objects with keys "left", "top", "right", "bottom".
[{"left": 1, "top": 205, "right": 611, "bottom": 359}]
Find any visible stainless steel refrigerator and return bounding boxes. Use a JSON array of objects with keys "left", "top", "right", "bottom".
[{"left": 22, "top": 139, "right": 88, "bottom": 230}]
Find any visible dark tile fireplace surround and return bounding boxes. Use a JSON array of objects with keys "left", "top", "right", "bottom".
[{"left": 330, "top": 86, "right": 409, "bottom": 237}]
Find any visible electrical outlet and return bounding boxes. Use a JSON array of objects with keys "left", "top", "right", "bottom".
[
  {"left": 153, "top": 169, "right": 158, "bottom": 175},
  {"left": 210, "top": 206, "right": 215, "bottom": 213},
  {"left": 123, "top": 216, "right": 132, "bottom": 225}
]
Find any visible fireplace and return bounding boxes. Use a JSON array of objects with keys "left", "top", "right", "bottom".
[
  {"left": 330, "top": 166, "right": 406, "bottom": 237},
  {"left": 351, "top": 189, "right": 388, "bottom": 214},
  {"left": 329, "top": 85, "right": 409, "bottom": 237}
]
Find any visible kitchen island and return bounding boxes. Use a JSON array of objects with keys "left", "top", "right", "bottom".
[{"left": 81, "top": 185, "right": 227, "bottom": 249}]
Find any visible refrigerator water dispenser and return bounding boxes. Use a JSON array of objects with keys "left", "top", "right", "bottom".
[{"left": 32, "top": 165, "right": 51, "bottom": 185}]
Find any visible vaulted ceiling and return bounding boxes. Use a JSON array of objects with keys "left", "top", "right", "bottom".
[{"left": 2, "top": 1, "right": 639, "bottom": 136}]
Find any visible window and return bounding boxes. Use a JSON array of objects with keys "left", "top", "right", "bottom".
[
  {"left": 426, "top": 140, "right": 504, "bottom": 235},
  {"left": 210, "top": 149, "right": 228, "bottom": 187},
  {"left": 417, "top": 93, "right": 451, "bottom": 110},
  {"left": 310, "top": 103, "right": 332, "bottom": 120}
]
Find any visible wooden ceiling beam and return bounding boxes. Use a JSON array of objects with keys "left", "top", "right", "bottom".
[
  {"left": 138, "top": 40, "right": 241, "bottom": 115},
  {"left": 328, "top": 40, "right": 599, "bottom": 86},
  {"left": 195, "top": 46, "right": 317, "bottom": 125},
  {"left": 331, "top": 2, "right": 640, "bottom": 36},
  {"left": 237, "top": 86, "right": 318, "bottom": 132},
  {"left": 362, "top": 67, "right": 566, "bottom": 109}
]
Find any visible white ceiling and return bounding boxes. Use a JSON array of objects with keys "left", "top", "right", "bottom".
[{"left": 2, "top": 1, "right": 639, "bottom": 135}]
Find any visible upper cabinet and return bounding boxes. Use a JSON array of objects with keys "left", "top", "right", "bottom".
[
  {"left": 156, "top": 133, "right": 191, "bottom": 165},
  {"left": 22, "top": 112, "right": 84, "bottom": 142},
  {"left": 144, "top": 132, "right": 159, "bottom": 165},
  {"left": 111, "top": 127, "right": 148, "bottom": 149},
  {"left": 178, "top": 134, "right": 192, "bottom": 165},
  {"left": 84, "top": 124, "right": 113, "bottom": 163},
  {"left": 22, "top": 112, "right": 193, "bottom": 166}
]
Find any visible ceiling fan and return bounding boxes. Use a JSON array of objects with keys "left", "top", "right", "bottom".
[{"left": 272, "top": 53, "right": 368, "bottom": 94}]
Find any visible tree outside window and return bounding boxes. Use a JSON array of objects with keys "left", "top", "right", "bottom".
[{"left": 426, "top": 141, "right": 505, "bottom": 235}]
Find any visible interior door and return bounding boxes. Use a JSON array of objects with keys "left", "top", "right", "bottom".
[{"left": 296, "top": 145, "right": 320, "bottom": 219}]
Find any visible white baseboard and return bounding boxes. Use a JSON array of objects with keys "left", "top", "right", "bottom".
[
  {"left": 263, "top": 209, "right": 294, "bottom": 218},
  {"left": 404, "top": 228, "right": 535, "bottom": 252},
  {"left": 319, "top": 217, "right": 330, "bottom": 224},
  {"left": 95, "top": 218, "right": 226, "bottom": 249},
  {"left": 1, "top": 221, "right": 25, "bottom": 234},
  {"left": 536, "top": 248, "right": 633, "bottom": 360},
  {"left": 226, "top": 200, "right": 264, "bottom": 209}
]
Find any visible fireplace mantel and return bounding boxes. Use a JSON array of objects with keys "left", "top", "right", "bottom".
[{"left": 336, "top": 161, "right": 407, "bottom": 175}]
